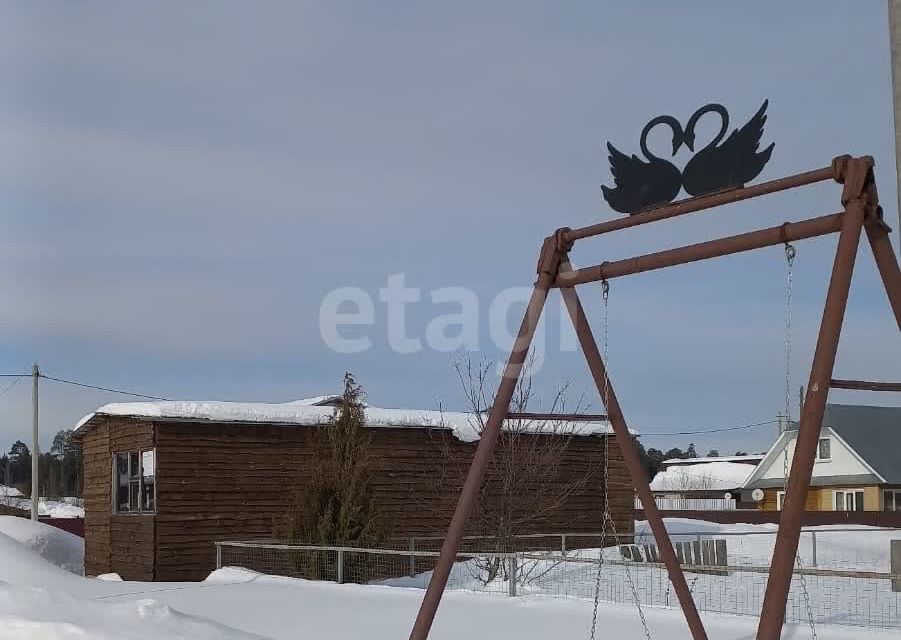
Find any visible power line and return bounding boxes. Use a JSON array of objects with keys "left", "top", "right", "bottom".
[
  {"left": 10, "top": 370, "right": 778, "bottom": 437},
  {"left": 639, "top": 419, "right": 779, "bottom": 437},
  {"left": 0, "top": 377, "right": 21, "bottom": 398},
  {"left": 39, "top": 374, "right": 171, "bottom": 401}
]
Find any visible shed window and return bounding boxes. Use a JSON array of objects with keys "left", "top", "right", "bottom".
[{"left": 114, "top": 449, "right": 156, "bottom": 513}]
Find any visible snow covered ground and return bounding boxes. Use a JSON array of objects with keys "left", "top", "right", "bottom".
[
  {"left": 0, "top": 550, "right": 895, "bottom": 640},
  {"left": 0, "top": 516, "right": 897, "bottom": 639},
  {"left": 380, "top": 519, "right": 901, "bottom": 630}
]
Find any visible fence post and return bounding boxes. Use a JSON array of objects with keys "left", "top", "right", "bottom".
[
  {"left": 508, "top": 555, "right": 518, "bottom": 597},
  {"left": 215, "top": 542, "right": 222, "bottom": 570},
  {"left": 891, "top": 540, "right": 901, "bottom": 593},
  {"left": 810, "top": 531, "right": 817, "bottom": 568},
  {"left": 409, "top": 538, "right": 416, "bottom": 578},
  {"left": 561, "top": 534, "right": 567, "bottom": 555},
  {"left": 337, "top": 549, "right": 344, "bottom": 584}
]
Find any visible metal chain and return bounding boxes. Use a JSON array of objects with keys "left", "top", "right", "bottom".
[
  {"left": 783, "top": 243, "right": 795, "bottom": 427},
  {"left": 589, "top": 281, "right": 610, "bottom": 640},
  {"left": 781, "top": 243, "right": 818, "bottom": 640},
  {"left": 590, "top": 280, "right": 652, "bottom": 640}
]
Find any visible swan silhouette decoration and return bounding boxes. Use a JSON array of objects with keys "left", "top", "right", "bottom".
[
  {"left": 601, "top": 101, "right": 775, "bottom": 214},
  {"left": 682, "top": 100, "right": 775, "bottom": 197},
  {"left": 601, "top": 115, "right": 685, "bottom": 215}
]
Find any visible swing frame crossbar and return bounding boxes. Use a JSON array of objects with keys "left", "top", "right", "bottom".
[{"left": 408, "top": 155, "right": 901, "bottom": 640}]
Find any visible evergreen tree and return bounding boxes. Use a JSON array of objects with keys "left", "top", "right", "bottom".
[
  {"left": 635, "top": 441, "right": 665, "bottom": 479},
  {"left": 664, "top": 447, "right": 685, "bottom": 460},
  {"left": 8, "top": 441, "right": 30, "bottom": 491},
  {"left": 277, "top": 373, "right": 386, "bottom": 581},
  {"left": 51, "top": 430, "right": 82, "bottom": 497}
]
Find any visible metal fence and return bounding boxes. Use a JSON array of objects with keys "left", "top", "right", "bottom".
[
  {"left": 215, "top": 528, "right": 901, "bottom": 631},
  {"left": 634, "top": 497, "right": 737, "bottom": 511}
]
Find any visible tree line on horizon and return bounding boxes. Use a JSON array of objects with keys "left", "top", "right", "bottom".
[{"left": 0, "top": 429, "right": 82, "bottom": 498}]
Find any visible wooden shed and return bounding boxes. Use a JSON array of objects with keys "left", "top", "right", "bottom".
[{"left": 74, "top": 396, "right": 632, "bottom": 581}]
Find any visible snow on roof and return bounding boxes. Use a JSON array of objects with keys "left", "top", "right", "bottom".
[
  {"left": 0, "top": 486, "right": 24, "bottom": 498},
  {"left": 74, "top": 400, "right": 625, "bottom": 443},
  {"left": 649, "top": 461, "right": 756, "bottom": 492},
  {"left": 282, "top": 395, "right": 345, "bottom": 407},
  {"left": 661, "top": 454, "right": 765, "bottom": 466}
]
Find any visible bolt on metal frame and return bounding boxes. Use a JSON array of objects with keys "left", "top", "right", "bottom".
[{"left": 408, "top": 155, "right": 901, "bottom": 640}]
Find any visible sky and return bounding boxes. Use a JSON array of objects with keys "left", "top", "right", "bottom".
[{"left": 0, "top": 1, "right": 899, "bottom": 456}]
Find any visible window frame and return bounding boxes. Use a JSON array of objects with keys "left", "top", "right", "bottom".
[
  {"left": 776, "top": 490, "right": 786, "bottom": 511},
  {"left": 111, "top": 448, "right": 157, "bottom": 515},
  {"left": 885, "top": 489, "right": 901, "bottom": 512},
  {"left": 815, "top": 437, "right": 832, "bottom": 462},
  {"left": 833, "top": 488, "right": 864, "bottom": 512}
]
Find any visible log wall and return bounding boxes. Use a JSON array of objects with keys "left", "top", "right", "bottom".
[
  {"left": 84, "top": 417, "right": 633, "bottom": 582},
  {"left": 79, "top": 416, "right": 155, "bottom": 579}
]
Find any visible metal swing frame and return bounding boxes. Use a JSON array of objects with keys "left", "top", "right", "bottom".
[{"left": 408, "top": 155, "right": 901, "bottom": 640}]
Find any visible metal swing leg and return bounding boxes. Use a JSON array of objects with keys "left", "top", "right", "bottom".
[
  {"left": 756, "top": 185, "right": 869, "bottom": 640},
  {"left": 408, "top": 233, "right": 566, "bottom": 640},
  {"left": 558, "top": 260, "right": 709, "bottom": 640},
  {"left": 865, "top": 221, "right": 901, "bottom": 329}
]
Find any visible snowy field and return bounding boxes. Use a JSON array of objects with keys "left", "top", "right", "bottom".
[{"left": 0, "top": 517, "right": 899, "bottom": 639}]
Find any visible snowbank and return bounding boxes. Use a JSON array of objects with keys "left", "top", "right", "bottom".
[
  {"left": 0, "top": 585, "right": 265, "bottom": 640},
  {"left": 649, "top": 461, "right": 754, "bottom": 492},
  {"left": 76, "top": 400, "right": 624, "bottom": 442},
  {"left": 0, "top": 517, "right": 84, "bottom": 574},
  {"left": 0, "top": 523, "right": 263, "bottom": 639}
]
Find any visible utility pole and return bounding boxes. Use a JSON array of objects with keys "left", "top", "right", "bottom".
[
  {"left": 31, "top": 363, "right": 39, "bottom": 521},
  {"left": 889, "top": 0, "right": 901, "bottom": 243}
]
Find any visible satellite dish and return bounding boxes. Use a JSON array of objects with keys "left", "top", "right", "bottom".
[
  {"left": 724, "top": 492, "right": 733, "bottom": 500},
  {"left": 752, "top": 488, "right": 765, "bottom": 502}
]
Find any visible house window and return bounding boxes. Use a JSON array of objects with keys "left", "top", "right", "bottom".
[
  {"left": 816, "top": 438, "right": 831, "bottom": 461},
  {"left": 834, "top": 489, "right": 864, "bottom": 512},
  {"left": 776, "top": 491, "right": 786, "bottom": 511},
  {"left": 114, "top": 449, "right": 156, "bottom": 513},
  {"left": 885, "top": 490, "right": 901, "bottom": 512}
]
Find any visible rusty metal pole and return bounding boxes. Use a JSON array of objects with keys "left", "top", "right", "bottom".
[
  {"left": 756, "top": 195, "right": 868, "bottom": 640},
  {"left": 566, "top": 164, "right": 837, "bottom": 241},
  {"left": 830, "top": 379, "right": 901, "bottom": 391},
  {"left": 558, "top": 260, "right": 709, "bottom": 640},
  {"left": 865, "top": 223, "right": 901, "bottom": 328},
  {"left": 408, "top": 231, "right": 569, "bottom": 640},
  {"left": 557, "top": 213, "right": 845, "bottom": 287}
]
